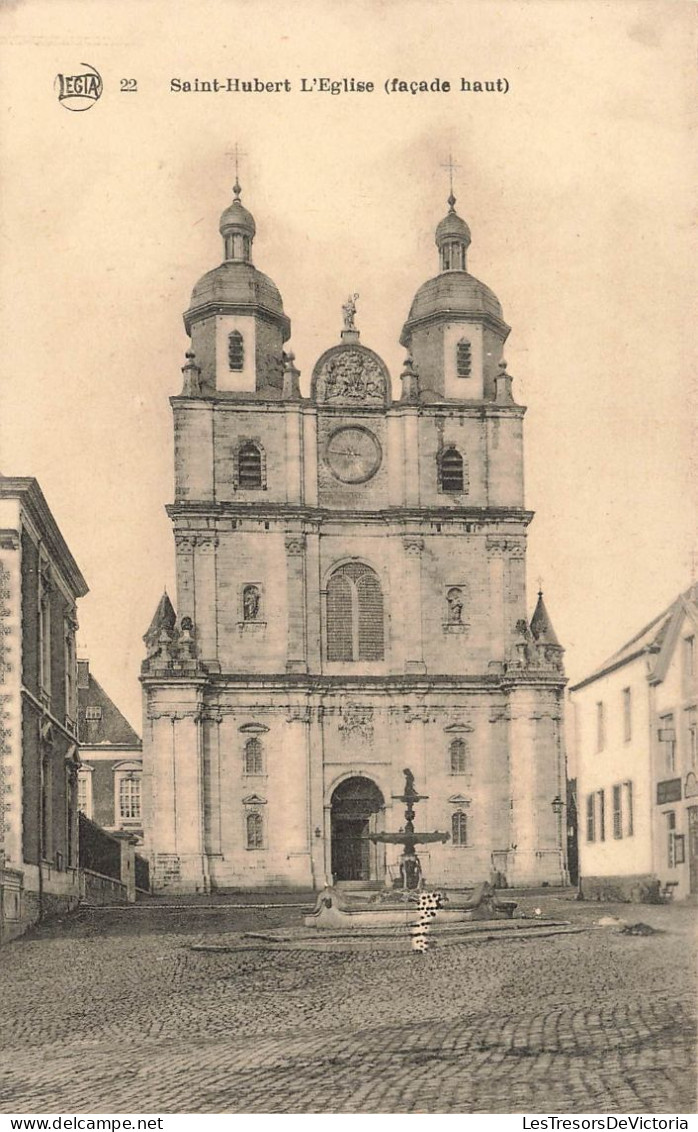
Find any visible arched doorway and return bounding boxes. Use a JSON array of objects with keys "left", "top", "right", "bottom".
[{"left": 330, "top": 776, "right": 384, "bottom": 882}]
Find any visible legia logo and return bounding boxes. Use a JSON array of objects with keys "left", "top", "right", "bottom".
[{"left": 54, "top": 63, "right": 103, "bottom": 111}]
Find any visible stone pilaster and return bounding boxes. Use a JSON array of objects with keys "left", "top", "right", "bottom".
[
  {"left": 174, "top": 534, "right": 196, "bottom": 624},
  {"left": 507, "top": 684, "right": 567, "bottom": 886},
  {"left": 201, "top": 712, "right": 222, "bottom": 857},
  {"left": 285, "top": 535, "right": 308, "bottom": 673},
  {"left": 402, "top": 537, "right": 426, "bottom": 674},
  {"left": 487, "top": 537, "right": 506, "bottom": 666},
  {"left": 193, "top": 535, "right": 219, "bottom": 664}
]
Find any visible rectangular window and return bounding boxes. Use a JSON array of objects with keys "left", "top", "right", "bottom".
[
  {"left": 586, "top": 793, "right": 595, "bottom": 842},
  {"left": 39, "top": 592, "right": 51, "bottom": 696},
  {"left": 85, "top": 705, "right": 102, "bottom": 721},
  {"left": 684, "top": 635, "right": 695, "bottom": 680},
  {"left": 612, "top": 784, "right": 622, "bottom": 839},
  {"left": 659, "top": 714, "right": 676, "bottom": 773},
  {"left": 64, "top": 622, "right": 76, "bottom": 721},
  {"left": 597, "top": 789, "right": 606, "bottom": 842},
  {"left": 623, "top": 780, "right": 634, "bottom": 837},
  {"left": 686, "top": 707, "right": 697, "bottom": 769},
  {"left": 596, "top": 702, "right": 605, "bottom": 752},
  {"left": 77, "top": 776, "right": 87, "bottom": 812},
  {"left": 666, "top": 810, "right": 676, "bottom": 868},
  {"left": 118, "top": 776, "right": 141, "bottom": 821},
  {"left": 623, "top": 688, "right": 632, "bottom": 742}
]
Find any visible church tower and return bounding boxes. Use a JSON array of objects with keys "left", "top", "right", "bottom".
[{"left": 141, "top": 179, "right": 568, "bottom": 893}]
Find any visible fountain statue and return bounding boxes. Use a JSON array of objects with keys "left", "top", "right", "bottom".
[
  {"left": 304, "top": 769, "right": 517, "bottom": 929},
  {"left": 367, "top": 768, "right": 449, "bottom": 892}
]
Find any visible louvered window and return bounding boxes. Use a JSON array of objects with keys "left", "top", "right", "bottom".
[
  {"left": 456, "top": 339, "right": 472, "bottom": 377},
  {"left": 326, "top": 563, "right": 384, "bottom": 662},
  {"left": 228, "top": 331, "right": 244, "bottom": 371},
  {"left": 452, "top": 811, "right": 468, "bottom": 847},
  {"left": 450, "top": 739, "right": 467, "bottom": 774},
  {"left": 238, "top": 442, "right": 262, "bottom": 489},
  {"left": 439, "top": 447, "right": 464, "bottom": 493}
]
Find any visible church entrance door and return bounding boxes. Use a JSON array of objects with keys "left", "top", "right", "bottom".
[{"left": 330, "top": 777, "right": 384, "bottom": 883}]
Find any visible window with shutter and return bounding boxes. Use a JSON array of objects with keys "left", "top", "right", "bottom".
[{"left": 326, "top": 563, "right": 384, "bottom": 662}]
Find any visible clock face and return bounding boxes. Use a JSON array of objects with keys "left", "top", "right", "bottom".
[{"left": 326, "top": 426, "right": 382, "bottom": 484}]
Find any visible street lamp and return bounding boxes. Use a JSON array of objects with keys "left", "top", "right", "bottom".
[{"left": 551, "top": 795, "right": 566, "bottom": 887}]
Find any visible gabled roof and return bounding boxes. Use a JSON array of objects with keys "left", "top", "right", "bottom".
[
  {"left": 570, "top": 583, "right": 698, "bottom": 691},
  {"left": 78, "top": 668, "right": 141, "bottom": 748}
]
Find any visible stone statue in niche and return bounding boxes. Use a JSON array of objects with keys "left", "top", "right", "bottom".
[
  {"left": 342, "top": 292, "right": 359, "bottom": 331},
  {"left": 243, "top": 585, "right": 261, "bottom": 621},
  {"left": 446, "top": 587, "right": 464, "bottom": 624}
]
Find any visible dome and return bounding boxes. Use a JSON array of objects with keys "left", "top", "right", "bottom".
[
  {"left": 184, "top": 261, "right": 290, "bottom": 338},
  {"left": 435, "top": 209, "right": 471, "bottom": 248},
  {"left": 402, "top": 272, "right": 504, "bottom": 338},
  {"left": 219, "top": 196, "right": 256, "bottom": 239}
]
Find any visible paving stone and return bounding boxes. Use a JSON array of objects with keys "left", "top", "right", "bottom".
[{"left": 0, "top": 896, "right": 695, "bottom": 1113}]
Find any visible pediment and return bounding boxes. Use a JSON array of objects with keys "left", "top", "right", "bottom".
[
  {"left": 242, "top": 794, "right": 267, "bottom": 806},
  {"left": 443, "top": 723, "right": 474, "bottom": 733},
  {"left": 239, "top": 723, "right": 269, "bottom": 734},
  {"left": 448, "top": 794, "right": 471, "bottom": 805}
]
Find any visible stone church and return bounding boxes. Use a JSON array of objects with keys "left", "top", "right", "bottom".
[{"left": 141, "top": 178, "right": 568, "bottom": 892}]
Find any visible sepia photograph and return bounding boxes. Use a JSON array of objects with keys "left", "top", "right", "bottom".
[{"left": 0, "top": 0, "right": 695, "bottom": 1119}]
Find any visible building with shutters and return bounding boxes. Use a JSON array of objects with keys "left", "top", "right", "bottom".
[
  {"left": 141, "top": 180, "right": 569, "bottom": 893},
  {"left": 570, "top": 585, "right": 698, "bottom": 901}
]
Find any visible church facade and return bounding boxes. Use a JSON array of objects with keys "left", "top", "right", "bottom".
[{"left": 141, "top": 180, "right": 568, "bottom": 893}]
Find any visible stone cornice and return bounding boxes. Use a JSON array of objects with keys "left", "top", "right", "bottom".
[
  {"left": 182, "top": 300, "right": 291, "bottom": 339},
  {"left": 170, "top": 394, "right": 526, "bottom": 418},
  {"left": 0, "top": 478, "right": 88, "bottom": 598},
  {"left": 166, "top": 502, "right": 534, "bottom": 527}
]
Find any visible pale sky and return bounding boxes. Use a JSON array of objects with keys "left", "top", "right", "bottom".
[{"left": 0, "top": 0, "right": 695, "bottom": 728}]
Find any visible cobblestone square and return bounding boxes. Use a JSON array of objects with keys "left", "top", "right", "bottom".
[{"left": 0, "top": 895, "right": 695, "bottom": 1114}]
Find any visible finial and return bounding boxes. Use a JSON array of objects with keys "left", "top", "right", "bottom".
[
  {"left": 499, "top": 359, "right": 507, "bottom": 371},
  {"left": 225, "top": 142, "right": 247, "bottom": 199},
  {"left": 537, "top": 576, "right": 544, "bottom": 598},
  {"left": 441, "top": 152, "right": 461, "bottom": 206}
]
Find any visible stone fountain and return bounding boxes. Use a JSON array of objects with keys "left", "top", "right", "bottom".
[{"left": 304, "top": 769, "right": 517, "bottom": 928}]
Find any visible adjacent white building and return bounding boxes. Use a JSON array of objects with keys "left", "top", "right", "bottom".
[{"left": 570, "top": 585, "right": 698, "bottom": 900}]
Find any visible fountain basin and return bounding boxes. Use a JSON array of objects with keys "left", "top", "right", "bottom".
[{"left": 304, "top": 884, "right": 517, "bottom": 929}]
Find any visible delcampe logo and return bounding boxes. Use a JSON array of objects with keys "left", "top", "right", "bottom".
[{"left": 54, "top": 63, "right": 103, "bottom": 111}]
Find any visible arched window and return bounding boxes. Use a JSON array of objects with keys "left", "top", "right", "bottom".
[
  {"left": 246, "top": 811, "right": 264, "bottom": 849},
  {"left": 228, "top": 331, "right": 244, "bottom": 371},
  {"left": 439, "top": 447, "right": 465, "bottom": 493},
  {"left": 452, "top": 810, "right": 468, "bottom": 847},
  {"left": 244, "top": 737, "right": 263, "bottom": 775},
  {"left": 326, "top": 563, "right": 384, "bottom": 662},
  {"left": 450, "top": 739, "right": 467, "bottom": 774},
  {"left": 456, "top": 339, "right": 472, "bottom": 378},
  {"left": 237, "top": 441, "right": 263, "bottom": 489}
]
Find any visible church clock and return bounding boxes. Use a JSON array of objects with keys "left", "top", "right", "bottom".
[{"left": 325, "top": 425, "right": 382, "bottom": 483}]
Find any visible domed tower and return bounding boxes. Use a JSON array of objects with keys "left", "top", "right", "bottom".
[
  {"left": 183, "top": 181, "right": 291, "bottom": 395},
  {"left": 400, "top": 194, "right": 510, "bottom": 401}
]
